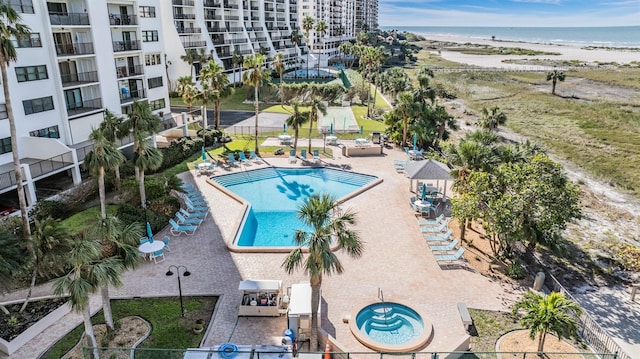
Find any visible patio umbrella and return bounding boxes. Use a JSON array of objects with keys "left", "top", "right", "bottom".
[
  {"left": 146, "top": 222, "right": 154, "bottom": 242},
  {"left": 283, "top": 123, "right": 287, "bottom": 134},
  {"left": 201, "top": 147, "right": 207, "bottom": 161},
  {"left": 360, "top": 125, "right": 364, "bottom": 136},
  {"left": 420, "top": 183, "right": 428, "bottom": 200},
  {"left": 413, "top": 133, "right": 418, "bottom": 151},
  {"left": 330, "top": 122, "right": 333, "bottom": 135}
]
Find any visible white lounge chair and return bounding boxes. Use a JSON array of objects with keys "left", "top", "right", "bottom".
[
  {"left": 421, "top": 221, "right": 448, "bottom": 233},
  {"left": 419, "top": 214, "right": 445, "bottom": 226},
  {"left": 169, "top": 218, "right": 197, "bottom": 236},
  {"left": 434, "top": 247, "right": 466, "bottom": 262},
  {"left": 429, "top": 239, "right": 459, "bottom": 252},
  {"left": 424, "top": 229, "right": 453, "bottom": 242}
]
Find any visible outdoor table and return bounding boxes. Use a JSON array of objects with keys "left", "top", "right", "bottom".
[
  {"left": 414, "top": 200, "right": 431, "bottom": 210},
  {"left": 355, "top": 138, "right": 369, "bottom": 146},
  {"left": 325, "top": 135, "right": 338, "bottom": 145},
  {"left": 278, "top": 134, "right": 293, "bottom": 145},
  {"left": 408, "top": 150, "right": 423, "bottom": 160},
  {"left": 138, "top": 240, "right": 165, "bottom": 260}
]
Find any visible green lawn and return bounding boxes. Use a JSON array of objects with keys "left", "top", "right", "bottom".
[
  {"left": 61, "top": 205, "right": 118, "bottom": 234},
  {"left": 42, "top": 297, "right": 217, "bottom": 358},
  {"left": 169, "top": 87, "right": 268, "bottom": 112}
]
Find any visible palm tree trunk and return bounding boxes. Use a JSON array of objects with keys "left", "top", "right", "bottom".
[
  {"left": 308, "top": 112, "right": 314, "bottom": 153},
  {"left": 310, "top": 275, "right": 322, "bottom": 352},
  {"left": 114, "top": 166, "right": 121, "bottom": 193},
  {"left": 83, "top": 305, "right": 100, "bottom": 359},
  {"left": 294, "top": 128, "right": 299, "bottom": 152},
  {"left": 101, "top": 286, "right": 114, "bottom": 332},
  {"left": 306, "top": 52, "right": 310, "bottom": 78},
  {"left": 367, "top": 82, "right": 372, "bottom": 117},
  {"left": 537, "top": 329, "right": 547, "bottom": 353},
  {"left": 3, "top": 58, "right": 35, "bottom": 313},
  {"left": 551, "top": 80, "right": 557, "bottom": 95},
  {"left": 139, "top": 170, "right": 147, "bottom": 208},
  {"left": 134, "top": 162, "right": 141, "bottom": 183},
  {"left": 254, "top": 85, "right": 260, "bottom": 155},
  {"left": 20, "top": 267, "right": 37, "bottom": 312},
  {"left": 402, "top": 116, "right": 408, "bottom": 147},
  {"left": 215, "top": 99, "right": 221, "bottom": 130},
  {"left": 98, "top": 167, "right": 106, "bottom": 219}
]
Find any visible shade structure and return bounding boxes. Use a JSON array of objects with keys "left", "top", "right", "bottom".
[
  {"left": 201, "top": 147, "right": 207, "bottom": 161},
  {"left": 404, "top": 159, "right": 453, "bottom": 198},
  {"left": 146, "top": 222, "right": 154, "bottom": 242}
]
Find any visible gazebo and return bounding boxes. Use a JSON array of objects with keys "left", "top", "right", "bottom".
[{"left": 404, "top": 159, "right": 453, "bottom": 198}]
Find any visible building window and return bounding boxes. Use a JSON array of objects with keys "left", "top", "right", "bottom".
[
  {"left": 13, "top": 33, "right": 41, "bottom": 48},
  {"left": 139, "top": 6, "right": 156, "bottom": 18},
  {"left": 147, "top": 76, "right": 163, "bottom": 89},
  {"left": 145, "top": 53, "right": 161, "bottom": 66},
  {"left": 15, "top": 65, "right": 48, "bottom": 82},
  {"left": 149, "top": 98, "right": 165, "bottom": 111},
  {"left": 23, "top": 96, "right": 54, "bottom": 115},
  {"left": 0, "top": 137, "right": 11, "bottom": 154},
  {"left": 9, "top": 0, "right": 34, "bottom": 14},
  {"left": 29, "top": 125, "right": 60, "bottom": 139},
  {"left": 0, "top": 104, "right": 7, "bottom": 120},
  {"left": 141, "top": 31, "right": 158, "bottom": 42}
]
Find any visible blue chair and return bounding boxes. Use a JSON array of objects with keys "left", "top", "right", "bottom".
[
  {"left": 430, "top": 239, "right": 459, "bottom": 252},
  {"left": 140, "top": 237, "right": 150, "bottom": 244},
  {"left": 249, "top": 151, "right": 263, "bottom": 163},
  {"left": 419, "top": 214, "right": 445, "bottom": 226},
  {"left": 180, "top": 208, "right": 207, "bottom": 219},
  {"left": 163, "top": 236, "right": 171, "bottom": 252},
  {"left": 227, "top": 153, "right": 239, "bottom": 166},
  {"left": 434, "top": 247, "right": 466, "bottom": 262},
  {"left": 238, "top": 152, "right": 250, "bottom": 164},
  {"left": 185, "top": 201, "right": 208, "bottom": 214},
  {"left": 150, "top": 249, "right": 165, "bottom": 263},
  {"left": 313, "top": 149, "right": 320, "bottom": 162},
  {"left": 176, "top": 212, "right": 203, "bottom": 226},
  {"left": 424, "top": 229, "right": 453, "bottom": 242},
  {"left": 288, "top": 149, "right": 297, "bottom": 163},
  {"left": 169, "top": 218, "right": 198, "bottom": 236},
  {"left": 300, "top": 149, "right": 308, "bottom": 162},
  {"left": 421, "top": 221, "right": 448, "bottom": 233}
]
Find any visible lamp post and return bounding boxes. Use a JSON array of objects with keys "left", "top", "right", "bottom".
[{"left": 166, "top": 265, "right": 191, "bottom": 317}]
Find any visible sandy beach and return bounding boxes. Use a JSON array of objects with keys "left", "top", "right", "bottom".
[{"left": 415, "top": 33, "right": 639, "bottom": 69}]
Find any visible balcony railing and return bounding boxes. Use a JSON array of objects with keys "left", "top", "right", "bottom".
[
  {"left": 61, "top": 70, "right": 99, "bottom": 84},
  {"left": 112, "top": 40, "right": 142, "bottom": 52},
  {"left": 253, "top": 26, "right": 264, "bottom": 31},
  {"left": 29, "top": 152, "right": 75, "bottom": 179},
  {"left": 0, "top": 104, "right": 7, "bottom": 119},
  {"left": 55, "top": 42, "right": 94, "bottom": 56},
  {"left": 177, "top": 27, "right": 202, "bottom": 34},
  {"left": 182, "top": 41, "right": 207, "bottom": 48},
  {"left": 250, "top": 6, "right": 259, "bottom": 10},
  {"left": 226, "top": 15, "right": 239, "bottom": 20},
  {"left": 67, "top": 98, "right": 103, "bottom": 116},
  {"left": 49, "top": 12, "right": 90, "bottom": 26},
  {"left": 276, "top": 0, "right": 284, "bottom": 3},
  {"left": 265, "top": 16, "right": 274, "bottom": 21},
  {"left": 174, "top": 13, "right": 196, "bottom": 19},
  {"left": 0, "top": 168, "right": 17, "bottom": 192},
  {"left": 227, "top": 27, "right": 243, "bottom": 32},
  {"left": 203, "top": 0, "right": 220, "bottom": 6},
  {"left": 231, "top": 38, "right": 246, "bottom": 44},
  {"left": 116, "top": 65, "right": 144, "bottom": 78},
  {"left": 211, "top": 38, "right": 231, "bottom": 45},
  {"left": 238, "top": 49, "right": 253, "bottom": 55},
  {"left": 223, "top": 2, "right": 239, "bottom": 9},
  {"left": 205, "top": 14, "right": 222, "bottom": 20},
  {"left": 256, "top": 37, "right": 267, "bottom": 42},
  {"left": 109, "top": 14, "right": 138, "bottom": 25},
  {"left": 119, "top": 89, "right": 146, "bottom": 103},
  {"left": 207, "top": 26, "right": 225, "bottom": 32},
  {"left": 173, "top": 0, "right": 195, "bottom": 5}
]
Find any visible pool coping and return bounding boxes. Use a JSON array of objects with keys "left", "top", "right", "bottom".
[
  {"left": 348, "top": 300, "right": 434, "bottom": 353},
  {"left": 205, "top": 166, "right": 383, "bottom": 253}
]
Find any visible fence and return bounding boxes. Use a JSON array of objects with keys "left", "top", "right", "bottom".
[
  {"left": 79, "top": 347, "right": 615, "bottom": 359},
  {"left": 544, "top": 271, "right": 631, "bottom": 359}
]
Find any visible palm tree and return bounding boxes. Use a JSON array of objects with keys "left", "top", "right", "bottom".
[
  {"left": 291, "top": 30, "right": 302, "bottom": 68},
  {"left": 477, "top": 106, "right": 507, "bottom": 131},
  {"left": 286, "top": 101, "right": 310, "bottom": 152},
  {"left": 273, "top": 52, "right": 286, "bottom": 106},
  {"left": 180, "top": 48, "right": 199, "bottom": 78},
  {"left": 315, "top": 20, "right": 327, "bottom": 73},
  {"left": 395, "top": 91, "right": 417, "bottom": 147},
  {"left": 84, "top": 129, "right": 125, "bottom": 219},
  {"left": 99, "top": 110, "right": 127, "bottom": 193},
  {"left": 200, "top": 61, "right": 232, "bottom": 130},
  {"left": 122, "top": 101, "right": 162, "bottom": 207},
  {"left": 512, "top": 291, "right": 582, "bottom": 353},
  {"left": 0, "top": 2, "right": 34, "bottom": 300},
  {"left": 242, "top": 54, "right": 271, "bottom": 155},
  {"left": 94, "top": 216, "right": 143, "bottom": 333},
  {"left": 308, "top": 97, "right": 327, "bottom": 153},
  {"left": 367, "top": 46, "right": 386, "bottom": 117},
  {"left": 176, "top": 76, "right": 198, "bottom": 114},
  {"left": 231, "top": 49, "right": 243, "bottom": 86},
  {"left": 546, "top": 69, "right": 565, "bottom": 95},
  {"left": 54, "top": 235, "right": 124, "bottom": 359},
  {"left": 302, "top": 16, "right": 315, "bottom": 77},
  {"left": 282, "top": 194, "right": 363, "bottom": 351},
  {"left": 338, "top": 42, "right": 352, "bottom": 68},
  {"left": 0, "top": 229, "right": 25, "bottom": 296}
]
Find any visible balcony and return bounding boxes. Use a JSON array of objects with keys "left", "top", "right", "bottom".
[
  {"left": 49, "top": 12, "right": 90, "bottom": 26},
  {"left": 250, "top": 6, "right": 258, "bottom": 10},
  {"left": 205, "top": 14, "right": 222, "bottom": 20},
  {"left": 116, "top": 65, "right": 144, "bottom": 79},
  {"left": 238, "top": 49, "right": 253, "bottom": 55},
  {"left": 203, "top": 0, "right": 220, "bottom": 6},
  {"left": 120, "top": 89, "right": 146, "bottom": 104},
  {"left": 226, "top": 15, "right": 240, "bottom": 20},
  {"left": 67, "top": 97, "right": 103, "bottom": 116},
  {"left": 177, "top": 27, "right": 202, "bottom": 34},
  {"left": 227, "top": 27, "right": 243, "bottom": 32},
  {"left": 112, "top": 40, "right": 142, "bottom": 52},
  {"left": 265, "top": 16, "right": 274, "bottom": 21},
  {"left": 231, "top": 38, "right": 246, "bottom": 44},
  {"left": 182, "top": 41, "right": 207, "bottom": 48},
  {"left": 109, "top": 14, "right": 138, "bottom": 26},
  {"left": 174, "top": 13, "right": 196, "bottom": 19},
  {"left": 173, "top": 0, "right": 195, "bottom": 5},
  {"left": 217, "top": 50, "right": 231, "bottom": 58},
  {"left": 61, "top": 70, "right": 99, "bottom": 85},
  {"left": 276, "top": 0, "right": 284, "bottom": 3},
  {"left": 223, "top": 2, "right": 239, "bottom": 9},
  {"left": 207, "top": 26, "right": 225, "bottom": 32},
  {"left": 253, "top": 26, "right": 264, "bottom": 31},
  {"left": 55, "top": 42, "right": 94, "bottom": 56},
  {"left": 0, "top": 104, "right": 7, "bottom": 120},
  {"left": 211, "top": 38, "right": 231, "bottom": 45}
]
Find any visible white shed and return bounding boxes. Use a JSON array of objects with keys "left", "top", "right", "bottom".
[{"left": 287, "top": 282, "right": 320, "bottom": 341}]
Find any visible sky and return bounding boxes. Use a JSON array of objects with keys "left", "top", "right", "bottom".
[{"left": 379, "top": 0, "right": 640, "bottom": 27}]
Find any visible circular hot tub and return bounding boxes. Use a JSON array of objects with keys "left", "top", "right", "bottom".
[{"left": 349, "top": 302, "right": 432, "bottom": 352}]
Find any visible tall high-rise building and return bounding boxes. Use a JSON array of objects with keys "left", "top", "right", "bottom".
[{"left": 355, "top": 0, "right": 377, "bottom": 33}]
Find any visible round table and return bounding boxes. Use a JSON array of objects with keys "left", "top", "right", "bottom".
[
  {"left": 408, "top": 150, "right": 423, "bottom": 160},
  {"left": 277, "top": 135, "right": 293, "bottom": 144},
  {"left": 325, "top": 135, "right": 338, "bottom": 145},
  {"left": 138, "top": 240, "right": 165, "bottom": 254},
  {"left": 414, "top": 200, "right": 431, "bottom": 210}
]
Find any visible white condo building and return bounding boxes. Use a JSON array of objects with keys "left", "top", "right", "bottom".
[{"left": 355, "top": 0, "right": 377, "bottom": 33}]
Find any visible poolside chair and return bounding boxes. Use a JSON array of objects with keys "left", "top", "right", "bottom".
[
  {"left": 227, "top": 153, "right": 239, "bottom": 166},
  {"left": 404, "top": 147, "right": 410, "bottom": 156},
  {"left": 150, "top": 249, "right": 165, "bottom": 264},
  {"left": 163, "top": 236, "right": 172, "bottom": 252},
  {"left": 140, "top": 237, "right": 150, "bottom": 245},
  {"left": 180, "top": 208, "right": 207, "bottom": 219},
  {"left": 175, "top": 212, "right": 203, "bottom": 226},
  {"left": 419, "top": 214, "right": 445, "bottom": 226},
  {"left": 300, "top": 149, "right": 308, "bottom": 163},
  {"left": 313, "top": 149, "right": 320, "bottom": 163},
  {"left": 185, "top": 198, "right": 207, "bottom": 210},
  {"left": 169, "top": 218, "right": 198, "bottom": 236},
  {"left": 421, "top": 221, "right": 448, "bottom": 233},
  {"left": 288, "top": 149, "right": 297, "bottom": 163},
  {"left": 429, "top": 239, "right": 459, "bottom": 252},
  {"left": 185, "top": 202, "right": 209, "bottom": 214},
  {"left": 394, "top": 159, "right": 409, "bottom": 173},
  {"left": 434, "top": 247, "right": 466, "bottom": 262},
  {"left": 185, "top": 195, "right": 206, "bottom": 206},
  {"left": 249, "top": 151, "right": 263, "bottom": 164},
  {"left": 238, "top": 151, "right": 250, "bottom": 164},
  {"left": 424, "top": 229, "right": 453, "bottom": 242}
]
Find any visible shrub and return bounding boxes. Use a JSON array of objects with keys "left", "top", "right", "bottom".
[
  {"left": 197, "top": 128, "right": 224, "bottom": 147},
  {"left": 30, "top": 200, "right": 68, "bottom": 221},
  {"left": 144, "top": 177, "right": 166, "bottom": 201},
  {"left": 506, "top": 258, "right": 526, "bottom": 280}
]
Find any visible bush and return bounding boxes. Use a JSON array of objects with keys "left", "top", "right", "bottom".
[
  {"left": 506, "top": 258, "right": 526, "bottom": 280},
  {"left": 197, "top": 128, "right": 224, "bottom": 147},
  {"left": 30, "top": 200, "right": 69, "bottom": 221},
  {"left": 144, "top": 177, "right": 166, "bottom": 201}
]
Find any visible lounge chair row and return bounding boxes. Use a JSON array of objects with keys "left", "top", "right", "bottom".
[
  {"left": 227, "top": 151, "right": 264, "bottom": 167},
  {"left": 171, "top": 183, "right": 210, "bottom": 236},
  {"left": 419, "top": 215, "right": 466, "bottom": 263},
  {"left": 289, "top": 149, "right": 321, "bottom": 164}
]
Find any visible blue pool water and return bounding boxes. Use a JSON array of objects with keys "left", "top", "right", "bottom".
[
  {"left": 284, "top": 69, "right": 335, "bottom": 78},
  {"left": 355, "top": 303, "right": 425, "bottom": 345},
  {"left": 211, "top": 167, "right": 377, "bottom": 247}
]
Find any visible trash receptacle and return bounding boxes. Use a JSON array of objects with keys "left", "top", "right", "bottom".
[
  {"left": 284, "top": 329, "right": 295, "bottom": 343},
  {"left": 533, "top": 272, "right": 545, "bottom": 291}
]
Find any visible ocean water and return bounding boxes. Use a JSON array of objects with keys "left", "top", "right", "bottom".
[{"left": 380, "top": 26, "right": 640, "bottom": 47}]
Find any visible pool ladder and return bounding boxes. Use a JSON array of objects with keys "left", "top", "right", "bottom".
[{"left": 378, "top": 288, "right": 399, "bottom": 335}]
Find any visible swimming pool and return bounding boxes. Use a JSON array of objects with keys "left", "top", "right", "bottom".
[
  {"left": 283, "top": 69, "right": 335, "bottom": 78},
  {"left": 211, "top": 167, "right": 378, "bottom": 247}
]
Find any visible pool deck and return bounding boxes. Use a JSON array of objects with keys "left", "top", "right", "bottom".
[{"left": 0, "top": 142, "right": 522, "bottom": 358}]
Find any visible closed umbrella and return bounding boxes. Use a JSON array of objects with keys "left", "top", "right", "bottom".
[
  {"left": 330, "top": 122, "right": 333, "bottom": 135},
  {"left": 146, "top": 222, "right": 154, "bottom": 242},
  {"left": 283, "top": 123, "right": 287, "bottom": 134},
  {"left": 413, "top": 133, "right": 418, "bottom": 151},
  {"left": 201, "top": 147, "right": 207, "bottom": 161},
  {"left": 420, "top": 183, "right": 427, "bottom": 200},
  {"left": 360, "top": 126, "right": 364, "bottom": 136}
]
